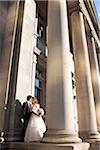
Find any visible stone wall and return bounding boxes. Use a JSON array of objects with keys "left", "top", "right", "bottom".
[
  {"left": 15, "top": 0, "right": 36, "bottom": 104},
  {"left": 0, "top": 1, "right": 18, "bottom": 138},
  {"left": 0, "top": 2, "right": 8, "bottom": 55},
  {"left": 0, "top": 1, "right": 8, "bottom": 135}
]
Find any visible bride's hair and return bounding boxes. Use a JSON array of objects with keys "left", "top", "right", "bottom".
[{"left": 32, "top": 97, "right": 38, "bottom": 104}]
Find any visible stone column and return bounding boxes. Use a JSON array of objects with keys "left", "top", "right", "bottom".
[
  {"left": 32, "top": 54, "right": 37, "bottom": 96},
  {"left": 0, "top": 1, "right": 9, "bottom": 141},
  {"left": 87, "top": 34, "right": 100, "bottom": 129},
  {"left": 97, "top": 48, "right": 100, "bottom": 71},
  {"left": 0, "top": 1, "right": 25, "bottom": 141},
  {"left": 71, "top": 10, "right": 100, "bottom": 141},
  {"left": 42, "top": 0, "right": 81, "bottom": 143}
]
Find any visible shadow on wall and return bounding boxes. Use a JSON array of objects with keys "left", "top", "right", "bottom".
[{"left": 14, "top": 99, "right": 24, "bottom": 141}]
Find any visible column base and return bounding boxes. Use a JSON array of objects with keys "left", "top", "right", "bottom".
[
  {"left": 41, "top": 130, "right": 82, "bottom": 143},
  {"left": 80, "top": 131, "right": 100, "bottom": 142},
  {"left": 0, "top": 142, "right": 90, "bottom": 150},
  {"left": 4, "top": 131, "right": 23, "bottom": 142}
]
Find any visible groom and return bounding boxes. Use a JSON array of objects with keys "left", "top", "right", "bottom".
[{"left": 22, "top": 95, "right": 32, "bottom": 140}]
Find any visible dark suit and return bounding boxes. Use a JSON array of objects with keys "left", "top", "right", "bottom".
[{"left": 22, "top": 101, "right": 32, "bottom": 139}]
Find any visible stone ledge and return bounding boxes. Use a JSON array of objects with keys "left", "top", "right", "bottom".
[
  {"left": 89, "top": 141, "right": 100, "bottom": 150},
  {"left": 0, "top": 142, "right": 89, "bottom": 150}
]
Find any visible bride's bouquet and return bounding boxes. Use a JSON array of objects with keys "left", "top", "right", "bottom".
[{"left": 37, "top": 108, "right": 44, "bottom": 116}]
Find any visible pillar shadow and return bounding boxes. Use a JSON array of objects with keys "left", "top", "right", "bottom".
[{"left": 14, "top": 99, "right": 24, "bottom": 141}]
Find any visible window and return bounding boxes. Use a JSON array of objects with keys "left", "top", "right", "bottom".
[
  {"left": 37, "top": 17, "right": 44, "bottom": 39},
  {"left": 34, "top": 69, "right": 42, "bottom": 102},
  {"left": 35, "top": 79, "right": 41, "bottom": 100}
]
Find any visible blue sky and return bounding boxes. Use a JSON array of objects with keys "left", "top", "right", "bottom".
[{"left": 94, "top": 0, "right": 100, "bottom": 20}]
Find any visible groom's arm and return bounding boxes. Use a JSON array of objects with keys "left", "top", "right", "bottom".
[
  {"left": 22, "top": 103, "right": 28, "bottom": 117},
  {"left": 31, "top": 108, "right": 40, "bottom": 116},
  {"left": 32, "top": 111, "right": 39, "bottom": 116}
]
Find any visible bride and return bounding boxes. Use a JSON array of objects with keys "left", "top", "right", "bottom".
[{"left": 24, "top": 97, "right": 46, "bottom": 142}]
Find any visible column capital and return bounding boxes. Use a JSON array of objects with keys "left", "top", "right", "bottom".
[
  {"left": 86, "top": 27, "right": 96, "bottom": 40},
  {"left": 69, "top": 1, "right": 81, "bottom": 15}
]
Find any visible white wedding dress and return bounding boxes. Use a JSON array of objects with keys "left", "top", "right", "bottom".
[{"left": 24, "top": 104, "right": 46, "bottom": 142}]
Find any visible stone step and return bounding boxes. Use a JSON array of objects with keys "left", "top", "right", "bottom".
[{"left": 0, "top": 142, "right": 89, "bottom": 150}]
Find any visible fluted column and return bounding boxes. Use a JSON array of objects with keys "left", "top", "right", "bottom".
[
  {"left": 42, "top": 0, "right": 81, "bottom": 143},
  {"left": 71, "top": 10, "right": 100, "bottom": 141},
  {"left": 87, "top": 33, "right": 100, "bottom": 129}
]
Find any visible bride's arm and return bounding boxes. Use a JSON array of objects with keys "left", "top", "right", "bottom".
[{"left": 31, "top": 106, "right": 40, "bottom": 116}]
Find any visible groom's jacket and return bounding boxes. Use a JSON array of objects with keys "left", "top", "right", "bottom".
[{"left": 22, "top": 102, "right": 32, "bottom": 120}]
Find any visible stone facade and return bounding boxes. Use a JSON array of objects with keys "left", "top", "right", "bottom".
[{"left": 0, "top": 0, "right": 100, "bottom": 150}]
